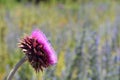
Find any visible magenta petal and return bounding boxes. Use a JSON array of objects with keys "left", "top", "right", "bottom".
[{"left": 31, "top": 29, "right": 57, "bottom": 65}]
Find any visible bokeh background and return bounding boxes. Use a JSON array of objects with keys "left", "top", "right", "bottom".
[{"left": 0, "top": 0, "right": 120, "bottom": 80}]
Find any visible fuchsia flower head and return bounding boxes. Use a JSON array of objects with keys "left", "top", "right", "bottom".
[{"left": 18, "top": 29, "right": 57, "bottom": 72}]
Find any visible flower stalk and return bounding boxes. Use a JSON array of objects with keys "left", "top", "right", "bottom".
[
  {"left": 7, "top": 56, "right": 27, "bottom": 80},
  {"left": 7, "top": 29, "right": 57, "bottom": 79}
]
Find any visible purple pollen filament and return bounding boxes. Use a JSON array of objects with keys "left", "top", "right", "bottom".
[{"left": 19, "top": 36, "right": 51, "bottom": 72}]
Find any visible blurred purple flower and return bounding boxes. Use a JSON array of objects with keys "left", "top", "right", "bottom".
[{"left": 18, "top": 29, "right": 57, "bottom": 72}]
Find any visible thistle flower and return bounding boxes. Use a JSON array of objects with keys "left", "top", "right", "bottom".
[{"left": 18, "top": 29, "right": 57, "bottom": 72}]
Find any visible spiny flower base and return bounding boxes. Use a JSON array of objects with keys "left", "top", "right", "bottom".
[{"left": 19, "top": 36, "right": 50, "bottom": 72}]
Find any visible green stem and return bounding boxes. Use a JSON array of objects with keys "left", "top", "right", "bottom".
[{"left": 7, "top": 56, "right": 27, "bottom": 80}]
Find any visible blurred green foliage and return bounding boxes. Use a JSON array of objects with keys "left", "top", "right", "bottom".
[{"left": 0, "top": 0, "right": 120, "bottom": 80}]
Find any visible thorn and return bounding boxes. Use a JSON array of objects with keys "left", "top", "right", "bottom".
[
  {"left": 18, "top": 45, "right": 24, "bottom": 48},
  {"left": 22, "top": 49, "right": 27, "bottom": 52}
]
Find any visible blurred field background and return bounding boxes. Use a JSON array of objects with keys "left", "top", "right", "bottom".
[{"left": 0, "top": 0, "right": 120, "bottom": 80}]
